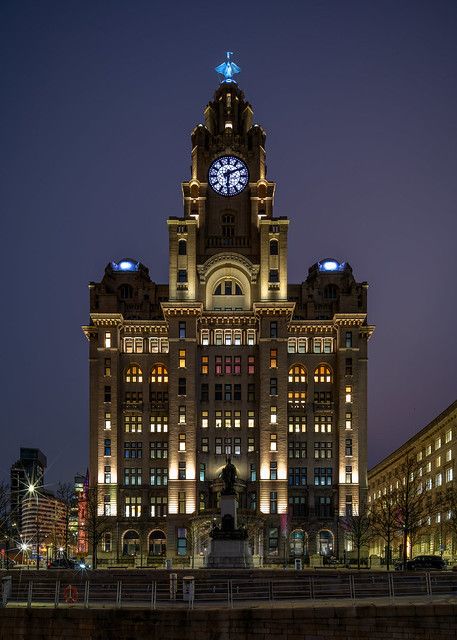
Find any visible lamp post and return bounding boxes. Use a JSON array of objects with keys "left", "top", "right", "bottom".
[{"left": 27, "top": 484, "right": 40, "bottom": 571}]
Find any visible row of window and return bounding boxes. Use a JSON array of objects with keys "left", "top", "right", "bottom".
[
  {"left": 417, "top": 430, "right": 453, "bottom": 460},
  {"left": 104, "top": 411, "right": 354, "bottom": 432}
]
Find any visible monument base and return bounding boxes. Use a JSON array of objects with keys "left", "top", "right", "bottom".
[{"left": 205, "top": 539, "right": 253, "bottom": 568}]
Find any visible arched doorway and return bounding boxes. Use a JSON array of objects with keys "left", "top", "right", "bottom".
[
  {"left": 289, "top": 529, "right": 307, "bottom": 557},
  {"left": 122, "top": 530, "right": 140, "bottom": 556},
  {"left": 149, "top": 530, "right": 166, "bottom": 556},
  {"left": 318, "top": 530, "right": 334, "bottom": 556}
]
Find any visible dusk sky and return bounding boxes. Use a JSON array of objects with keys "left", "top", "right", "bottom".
[{"left": 1, "top": 1, "right": 456, "bottom": 487}]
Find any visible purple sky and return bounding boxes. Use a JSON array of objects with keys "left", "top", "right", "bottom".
[{"left": 1, "top": 1, "right": 456, "bottom": 487}]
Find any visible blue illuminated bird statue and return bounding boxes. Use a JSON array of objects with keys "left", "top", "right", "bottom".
[{"left": 215, "top": 51, "right": 241, "bottom": 83}]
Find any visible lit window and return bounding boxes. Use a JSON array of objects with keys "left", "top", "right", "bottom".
[
  {"left": 179, "top": 405, "right": 186, "bottom": 424},
  {"left": 125, "top": 496, "right": 141, "bottom": 518},
  {"left": 446, "top": 449, "right": 452, "bottom": 462},
  {"left": 179, "top": 349, "right": 186, "bottom": 368},
  {"left": 250, "top": 464, "right": 256, "bottom": 481},
  {"left": 288, "top": 365, "right": 306, "bottom": 383},
  {"left": 270, "top": 349, "right": 278, "bottom": 368},
  {"left": 234, "top": 330, "right": 242, "bottom": 345},
  {"left": 224, "top": 410, "right": 232, "bottom": 428},
  {"left": 435, "top": 437, "right": 442, "bottom": 450},
  {"left": 345, "top": 465, "right": 353, "bottom": 483},
  {"left": 199, "top": 463, "right": 206, "bottom": 482},
  {"left": 435, "top": 473, "right": 443, "bottom": 487},
  {"left": 200, "top": 330, "right": 209, "bottom": 346},
  {"left": 248, "top": 437, "right": 255, "bottom": 453},
  {"left": 270, "top": 461, "right": 277, "bottom": 479},
  {"left": 323, "top": 338, "right": 333, "bottom": 353},
  {"left": 104, "top": 465, "right": 111, "bottom": 483},
  {"left": 314, "top": 365, "right": 332, "bottom": 383},
  {"left": 178, "top": 461, "right": 186, "bottom": 480},
  {"left": 247, "top": 329, "right": 256, "bottom": 346},
  {"left": 345, "top": 331, "right": 352, "bottom": 348},
  {"left": 446, "top": 468, "right": 453, "bottom": 483},
  {"left": 234, "top": 437, "right": 241, "bottom": 455},
  {"left": 426, "top": 461, "right": 431, "bottom": 473},
  {"left": 234, "top": 411, "right": 241, "bottom": 428},
  {"left": 124, "top": 415, "right": 142, "bottom": 433},
  {"left": 150, "top": 365, "right": 168, "bottom": 383},
  {"left": 445, "top": 429, "right": 452, "bottom": 443},
  {"left": 201, "top": 410, "right": 208, "bottom": 429},
  {"left": 345, "top": 412, "right": 352, "bottom": 430},
  {"left": 215, "top": 410, "right": 222, "bottom": 429},
  {"left": 426, "top": 444, "right": 432, "bottom": 456},
  {"left": 248, "top": 356, "right": 255, "bottom": 375},
  {"left": 417, "top": 451, "right": 423, "bottom": 462},
  {"left": 125, "top": 365, "right": 143, "bottom": 383},
  {"left": 104, "top": 332, "right": 111, "bottom": 348},
  {"left": 104, "top": 358, "right": 111, "bottom": 376},
  {"left": 224, "top": 330, "right": 232, "bottom": 346},
  {"left": 200, "top": 355, "right": 208, "bottom": 375},
  {"left": 436, "top": 455, "right": 441, "bottom": 467},
  {"left": 287, "top": 391, "right": 306, "bottom": 407},
  {"left": 104, "top": 412, "right": 111, "bottom": 430},
  {"left": 234, "top": 356, "right": 241, "bottom": 375},
  {"left": 345, "top": 386, "right": 352, "bottom": 403},
  {"left": 248, "top": 410, "right": 255, "bottom": 429},
  {"left": 288, "top": 415, "right": 306, "bottom": 433},
  {"left": 179, "top": 433, "right": 186, "bottom": 452},
  {"left": 270, "top": 406, "right": 277, "bottom": 424},
  {"left": 150, "top": 495, "right": 168, "bottom": 517},
  {"left": 314, "top": 416, "right": 332, "bottom": 433},
  {"left": 103, "top": 495, "right": 111, "bottom": 516},
  {"left": 124, "top": 467, "right": 142, "bottom": 485},
  {"left": 150, "top": 415, "right": 168, "bottom": 433},
  {"left": 201, "top": 437, "right": 209, "bottom": 453},
  {"left": 270, "top": 434, "right": 277, "bottom": 452}
]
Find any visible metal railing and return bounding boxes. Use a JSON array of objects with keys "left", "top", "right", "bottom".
[{"left": 3, "top": 572, "right": 457, "bottom": 610}]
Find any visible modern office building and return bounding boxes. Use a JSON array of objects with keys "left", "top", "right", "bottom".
[
  {"left": 21, "top": 491, "right": 67, "bottom": 562},
  {"left": 10, "top": 448, "right": 47, "bottom": 532},
  {"left": 83, "top": 56, "right": 374, "bottom": 564},
  {"left": 368, "top": 399, "right": 457, "bottom": 562}
]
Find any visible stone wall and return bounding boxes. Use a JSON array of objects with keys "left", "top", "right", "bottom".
[{"left": 1, "top": 602, "right": 457, "bottom": 640}]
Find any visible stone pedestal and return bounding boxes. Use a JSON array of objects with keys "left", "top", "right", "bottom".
[
  {"left": 205, "top": 539, "right": 253, "bottom": 568},
  {"left": 220, "top": 494, "right": 237, "bottom": 527}
]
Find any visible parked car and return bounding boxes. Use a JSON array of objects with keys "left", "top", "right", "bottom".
[
  {"left": 47, "top": 558, "right": 88, "bottom": 570},
  {"left": 406, "top": 555, "right": 446, "bottom": 571}
]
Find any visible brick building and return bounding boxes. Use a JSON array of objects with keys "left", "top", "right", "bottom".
[{"left": 83, "top": 59, "right": 374, "bottom": 564}]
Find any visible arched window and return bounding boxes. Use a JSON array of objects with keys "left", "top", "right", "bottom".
[
  {"left": 214, "top": 280, "right": 243, "bottom": 296},
  {"left": 125, "top": 365, "right": 143, "bottom": 383},
  {"left": 288, "top": 365, "right": 307, "bottom": 383},
  {"left": 323, "top": 284, "right": 338, "bottom": 300},
  {"left": 119, "top": 284, "right": 133, "bottom": 299},
  {"left": 150, "top": 364, "right": 168, "bottom": 384},
  {"left": 314, "top": 365, "right": 333, "bottom": 383},
  {"left": 178, "top": 240, "right": 187, "bottom": 255},
  {"left": 148, "top": 530, "right": 166, "bottom": 556},
  {"left": 122, "top": 530, "right": 140, "bottom": 556},
  {"left": 270, "top": 239, "right": 278, "bottom": 255},
  {"left": 222, "top": 214, "right": 235, "bottom": 238}
]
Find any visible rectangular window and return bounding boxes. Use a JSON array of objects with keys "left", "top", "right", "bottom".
[
  {"left": 314, "top": 442, "right": 333, "bottom": 459},
  {"left": 345, "top": 412, "right": 352, "bottom": 430},
  {"left": 247, "top": 329, "right": 256, "bottom": 346},
  {"left": 288, "top": 415, "right": 306, "bottom": 433},
  {"left": 323, "top": 338, "right": 333, "bottom": 353},
  {"left": 104, "top": 465, "right": 111, "bottom": 484},
  {"left": 215, "top": 355, "right": 223, "bottom": 376},
  {"left": 224, "top": 437, "right": 232, "bottom": 455},
  {"left": 150, "top": 442, "right": 168, "bottom": 459},
  {"left": 104, "top": 358, "right": 111, "bottom": 376},
  {"left": 435, "top": 472, "right": 443, "bottom": 487},
  {"left": 288, "top": 466, "right": 307, "bottom": 486},
  {"left": 426, "top": 444, "right": 432, "bottom": 456},
  {"left": 446, "top": 468, "right": 453, "bottom": 483},
  {"left": 200, "top": 329, "right": 209, "bottom": 346},
  {"left": 234, "top": 437, "right": 241, "bottom": 455},
  {"left": 215, "top": 410, "right": 222, "bottom": 429},
  {"left": 446, "top": 449, "right": 452, "bottom": 462},
  {"left": 247, "top": 383, "right": 255, "bottom": 402},
  {"left": 215, "top": 438, "right": 222, "bottom": 455},
  {"left": 125, "top": 414, "right": 143, "bottom": 433},
  {"left": 248, "top": 437, "right": 255, "bottom": 453},
  {"left": 178, "top": 378, "right": 186, "bottom": 396},
  {"left": 104, "top": 439, "right": 111, "bottom": 456},
  {"left": 234, "top": 330, "right": 242, "bottom": 346},
  {"left": 179, "top": 405, "right": 186, "bottom": 424},
  {"left": 179, "top": 321, "right": 186, "bottom": 338},
  {"left": 270, "top": 491, "right": 278, "bottom": 514},
  {"left": 435, "top": 437, "right": 442, "bottom": 451},
  {"left": 313, "top": 338, "right": 322, "bottom": 354},
  {"left": 201, "top": 383, "right": 209, "bottom": 402},
  {"left": 177, "top": 270, "right": 187, "bottom": 283},
  {"left": 270, "top": 349, "right": 278, "bottom": 368},
  {"left": 150, "top": 496, "right": 168, "bottom": 517},
  {"left": 224, "top": 330, "right": 232, "bottom": 346},
  {"left": 104, "top": 386, "right": 111, "bottom": 403},
  {"left": 234, "top": 410, "right": 241, "bottom": 428},
  {"left": 314, "top": 415, "right": 332, "bottom": 433},
  {"left": 345, "top": 465, "right": 353, "bottom": 483},
  {"left": 178, "top": 492, "right": 186, "bottom": 514},
  {"left": 270, "top": 460, "right": 277, "bottom": 480},
  {"left": 345, "top": 331, "right": 352, "bottom": 348},
  {"left": 270, "top": 433, "right": 277, "bottom": 452},
  {"left": 124, "top": 442, "right": 143, "bottom": 459},
  {"left": 124, "top": 467, "right": 142, "bottom": 485},
  {"left": 224, "top": 384, "right": 232, "bottom": 401},
  {"left": 150, "top": 415, "right": 168, "bottom": 433},
  {"left": 234, "top": 384, "right": 242, "bottom": 401},
  {"left": 270, "top": 377, "right": 278, "bottom": 396},
  {"left": 201, "top": 436, "right": 209, "bottom": 453},
  {"left": 179, "top": 433, "right": 186, "bottom": 452},
  {"left": 179, "top": 349, "right": 186, "bottom": 368},
  {"left": 248, "top": 356, "right": 255, "bottom": 375},
  {"left": 345, "top": 495, "right": 353, "bottom": 517},
  {"left": 269, "top": 269, "right": 279, "bottom": 283},
  {"left": 445, "top": 429, "right": 452, "bottom": 443},
  {"left": 249, "top": 491, "right": 256, "bottom": 511},
  {"left": 248, "top": 410, "right": 255, "bottom": 429},
  {"left": 150, "top": 467, "right": 168, "bottom": 486},
  {"left": 249, "top": 463, "right": 256, "bottom": 481},
  {"left": 224, "top": 410, "right": 232, "bottom": 428},
  {"left": 314, "top": 467, "right": 333, "bottom": 486},
  {"left": 201, "top": 410, "right": 208, "bottom": 429},
  {"left": 288, "top": 441, "right": 307, "bottom": 458},
  {"left": 233, "top": 355, "right": 241, "bottom": 375},
  {"left": 199, "top": 463, "right": 206, "bottom": 482},
  {"left": 345, "top": 438, "right": 353, "bottom": 456},
  {"left": 215, "top": 384, "right": 222, "bottom": 401},
  {"left": 345, "top": 386, "right": 352, "bottom": 403},
  {"left": 104, "top": 412, "right": 111, "bottom": 430},
  {"left": 104, "top": 332, "right": 111, "bottom": 348},
  {"left": 270, "top": 321, "right": 278, "bottom": 338},
  {"left": 270, "top": 406, "right": 277, "bottom": 424},
  {"left": 178, "top": 461, "right": 186, "bottom": 480},
  {"left": 103, "top": 495, "right": 111, "bottom": 516},
  {"left": 125, "top": 496, "right": 141, "bottom": 518},
  {"left": 224, "top": 356, "right": 232, "bottom": 375},
  {"left": 345, "top": 358, "right": 353, "bottom": 375}
]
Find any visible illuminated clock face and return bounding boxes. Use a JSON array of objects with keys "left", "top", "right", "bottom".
[{"left": 208, "top": 156, "right": 249, "bottom": 196}]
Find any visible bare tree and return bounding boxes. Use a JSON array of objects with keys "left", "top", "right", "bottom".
[
  {"left": 393, "top": 455, "right": 430, "bottom": 569},
  {"left": 0, "top": 482, "right": 11, "bottom": 568},
  {"left": 371, "top": 489, "right": 398, "bottom": 570},
  {"left": 187, "top": 514, "right": 212, "bottom": 568},
  {"left": 239, "top": 511, "right": 267, "bottom": 558},
  {"left": 83, "top": 485, "right": 110, "bottom": 569},
  {"left": 437, "top": 486, "right": 457, "bottom": 559},
  {"left": 57, "top": 482, "right": 75, "bottom": 557},
  {"left": 341, "top": 506, "right": 373, "bottom": 569}
]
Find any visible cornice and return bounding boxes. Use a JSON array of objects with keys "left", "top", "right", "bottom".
[
  {"left": 332, "top": 313, "right": 367, "bottom": 326},
  {"left": 90, "top": 313, "right": 124, "bottom": 327},
  {"left": 288, "top": 322, "right": 335, "bottom": 334},
  {"left": 253, "top": 302, "right": 295, "bottom": 317},
  {"left": 199, "top": 313, "right": 258, "bottom": 326},
  {"left": 161, "top": 302, "right": 203, "bottom": 316}
]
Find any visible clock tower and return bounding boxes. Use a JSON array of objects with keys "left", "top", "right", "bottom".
[{"left": 85, "top": 54, "right": 373, "bottom": 566}]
